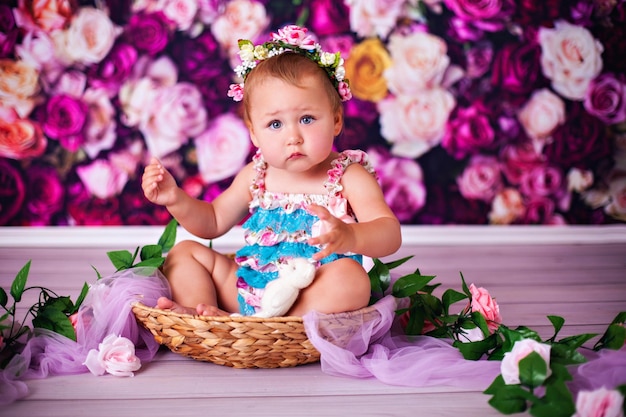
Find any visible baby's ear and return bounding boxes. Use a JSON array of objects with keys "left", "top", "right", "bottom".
[{"left": 333, "top": 110, "right": 343, "bottom": 136}]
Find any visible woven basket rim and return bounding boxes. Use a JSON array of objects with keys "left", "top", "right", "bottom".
[{"left": 131, "top": 301, "right": 380, "bottom": 323}]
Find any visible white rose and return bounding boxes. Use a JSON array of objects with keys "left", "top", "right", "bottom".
[
  {"left": 518, "top": 88, "right": 566, "bottom": 153},
  {"left": 538, "top": 20, "right": 603, "bottom": 100},
  {"left": 385, "top": 31, "right": 450, "bottom": 95},
  {"left": 378, "top": 88, "right": 455, "bottom": 158},
  {"left": 501, "top": 339, "right": 551, "bottom": 385},
  {"left": 82, "top": 88, "right": 116, "bottom": 159},
  {"left": 0, "top": 59, "right": 40, "bottom": 118},
  {"left": 54, "top": 7, "right": 120, "bottom": 65},
  {"left": 605, "top": 174, "right": 626, "bottom": 222},
  {"left": 84, "top": 334, "right": 141, "bottom": 377},
  {"left": 195, "top": 113, "right": 251, "bottom": 183},
  {"left": 567, "top": 168, "right": 594, "bottom": 193},
  {"left": 345, "top": 0, "right": 406, "bottom": 38}
]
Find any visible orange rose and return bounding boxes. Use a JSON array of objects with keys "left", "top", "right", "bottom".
[
  {"left": 0, "top": 108, "right": 47, "bottom": 159},
  {"left": 14, "top": 0, "right": 75, "bottom": 32},
  {"left": 345, "top": 38, "right": 391, "bottom": 102},
  {"left": 0, "top": 59, "right": 40, "bottom": 118}
]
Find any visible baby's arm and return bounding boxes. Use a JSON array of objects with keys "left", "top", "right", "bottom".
[
  {"left": 307, "top": 164, "right": 401, "bottom": 260},
  {"left": 141, "top": 157, "right": 253, "bottom": 239}
]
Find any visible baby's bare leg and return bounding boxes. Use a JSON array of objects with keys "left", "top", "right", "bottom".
[
  {"left": 159, "top": 240, "right": 240, "bottom": 315},
  {"left": 287, "top": 258, "right": 370, "bottom": 316}
]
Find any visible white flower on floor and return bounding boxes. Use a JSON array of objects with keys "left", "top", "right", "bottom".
[{"left": 84, "top": 334, "right": 141, "bottom": 377}]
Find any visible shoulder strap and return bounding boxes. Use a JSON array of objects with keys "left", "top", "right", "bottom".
[{"left": 324, "top": 150, "right": 377, "bottom": 196}]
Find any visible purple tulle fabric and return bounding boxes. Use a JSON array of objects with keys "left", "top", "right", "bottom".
[
  {"left": 0, "top": 267, "right": 170, "bottom": 405},
  {"left": 304, "top": 295, "right": 626, "bottom": 393}
]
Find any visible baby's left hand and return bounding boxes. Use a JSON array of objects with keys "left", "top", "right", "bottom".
[{"left": 307, "top": 204, "right": 356, "bottom": 261}]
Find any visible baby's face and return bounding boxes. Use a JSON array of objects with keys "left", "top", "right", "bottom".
[{"left": 247, "top": 75, "right": 342, "bottom": 175}]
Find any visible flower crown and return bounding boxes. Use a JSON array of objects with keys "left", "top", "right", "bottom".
[{"left": 227, "top": 25, "right": 352, "bottom": 102}]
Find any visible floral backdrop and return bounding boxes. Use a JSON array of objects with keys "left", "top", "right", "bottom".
[{"left": 1, "top": 0, "right": 625, "bottom": 226}]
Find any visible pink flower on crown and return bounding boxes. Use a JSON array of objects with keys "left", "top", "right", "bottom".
[
  {"left": 338, "top": 81, "right": 352, "bottom": 101},
  {"left": 272, "top": 25, "right": 316, "bottom": 49},
  {"left": 227, "top": 83, "right": 244, "bottom": 102}
]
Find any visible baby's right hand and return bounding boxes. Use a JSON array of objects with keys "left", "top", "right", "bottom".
[{"left": 141, "top": 157, "right": 178, "bottom": 206}]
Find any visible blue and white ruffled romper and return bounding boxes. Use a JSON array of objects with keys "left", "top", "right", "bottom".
[{"left": 234, "top": 149, "right": 377, "bottom": 316}]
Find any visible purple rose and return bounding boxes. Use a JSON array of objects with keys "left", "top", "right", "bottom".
[
  {"left": 499, "top": 142, "right": 543, "bottom": 185},
  {"left": 307, "top": 0, "right": 350, "bottom": 36},
  {"left": 0, "top": 158, "right": 25, "bottom": 225},
  {"left": 24, "top": 165, "right": 64, "bottom": 225},
  {"left": 66, "top": 179, "right": 123, "bottom": 225},
  {"left": 465, "top": 41, "right": 493, "bottom": 79},
  {"left": 0, "top": 5, "right": 18, "bottom": 58},
  {"left": 584, "top": 73, "right": 626, "bottom": 124},
  {"left": 88, "top": 43, "right": 138, "bottom": 94},
  {"left": 170, "top": 31, "right": 222, "bottom": 84},
  {"left": 512, "top": 0, "right": 561, "bottom": 27},
  {"left": 491, "top": 42, "right": 543, "bottom": 95},
  {"left": 442, "top": 102, "right": 496, "bottom": 159},
  {"left": 546, "top": 104, "right": 611, "bottom": 169},
  {"left": 444, "top": 0, "right": 516, "bottom": 36},
  {"left": 124, "top": 12, "right": 171, "bottom": 56},
  {"left": 42, "top": 95, "right": 88, "bottom": 152},
  {"left": 519, "top": 165, "right": 563, "bottom": 198},
  {"left": 521, "top": 197, "right": 565, "bottom": 225}
]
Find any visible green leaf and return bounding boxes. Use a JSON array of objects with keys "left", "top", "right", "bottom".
[
  {"left": 484, "top": 374, "right": 506, "bottom": 395},
  {"left": 487, "top": 384, "right": 531, "bottom": 414},
  {"left": 453, "top": 335, "right": 497, "bottom": 360},
  {"left": 529, "top": 379, "right": 575, "bottom": 417},
  {"left": 32, "top": 307, "right": 76, "bottom": 341},
  {"left": 391, "top": 273, "right": 436, "bottom": 298},
  {"left": 140, "top": 244, "right": 163, "bottom": 262},
  {"left": 107, "top": 250, "right": 134, "bottom": 270},
  {"left": 10, "top": 260, "right": 31, "bottom": 303},
  {"left": 471, "top": 311, "right": 490, "bottom": 338},
  {"left": 134, "top": 258, "right": 166, "bottom": 269},
  {"left": 368, "top": 258, "right": 391, "bottom": 295},
  {"left": 442, "top": 289, "right": 467, "bottom": 315},
  {"left": 404, "top": 305, "right": 426, "bottom": 336},
  {"left": 383, "top": 255, "right": 413, "bottom": 271},
  {"left": 0, "top": 287, "right": 7, "bottom": 307},
  {"left": 557, "top": 333, "right": 598, "bottom": 350},
  {"left": 594, "top": 323, "right": 626, "bottom": 351},
  {"left": 547, "top": 315, "right": 565, "bottom": 341},
  {"left": 157, "top": 219, "right": 178, "bottom": 253},
  {"left": 550, "top": 343, "right": 588, "bottom": 366},
  {"left": 518, "top": 351, "right": 548, "bottom": 388},
  {"left": 70, "top": 282, "right": 90, "bottom": 314},
  {"left": 459, "top": 271, "right": 470, "bottom": 297}
]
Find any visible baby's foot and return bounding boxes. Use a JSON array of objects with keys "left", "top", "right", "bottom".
[
  {"left": 195, "top": 303, "right": 230, "bottom": 316},
  {"left": 156, "top": 296, "right": 197, "bottom": 315}
]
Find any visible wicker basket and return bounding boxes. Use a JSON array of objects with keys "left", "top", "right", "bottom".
[{"left": 132, "top": 302, "right": 380, "bottom": 369}]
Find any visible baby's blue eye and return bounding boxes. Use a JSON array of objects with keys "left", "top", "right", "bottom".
[
  {"left": 269, "top": 120, "right": 282, "bottom": 129},
  {"left": 301, "top": 115, "right": 314, "bottom": 125}
]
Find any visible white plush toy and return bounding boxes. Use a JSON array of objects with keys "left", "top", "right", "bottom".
[{"left": 253, "top": 257, "right": 316, "bottom": 318}]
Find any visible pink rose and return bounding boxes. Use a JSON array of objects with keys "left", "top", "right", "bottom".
[
  {"left": 272, "top": 25, "right": 316, "bottom": 48},
  {"left": 384, "top": 31, "right": 450, "bottom": 95},
  {"left": 162, "top": 0, "right": 198, "bottom": 32},
  {"left": 13, "top": 0, "right": 75, "bottom": 32},
  {"left": 194, "top": 113, "right": 250, "bottom": 183},
  {"left": 584, "top": 73, "right": 626, "bottom": 125},
  {"left": 82, "top": 88, "right": 117, "bottom": 159},
  {"left": 140, "top": 82, "right": 208, "bottom": 158},
  {"left": 76, "top": 159, "right": 128, "bottom": 200},
  {"left": 0, "top": 58, "right": 40, "bottom": 118},
  {"left": 210, "top": 0, "right": 269, "bottom": 55},
  {"left": 84, "top": 334, "right": 141, "bottom": 377},
  {"left": 468, "top": 283, "right": 501, "bottom": 333},
  {"left": 500, "top": 142, "right": 543, "bottom": 185},
  {"left": 538, "top": 20, "right": 603, "bottom": 100},
  {"left": 574, "top": 388, "right": 625, "bottom": 417},
  {"left": 378, "top": 88, "right": 455, "bottom": 158},
  {"left": 457, "top": 155, "right": 503, "bottom": 202},
  {"left": 501, "top": 339, "right": 551, "bottom": 385},
  {"left": 519, "top": 165, "right": 564, "bottom": 198},
  {"left": 368, "top": 148, "right": 426, "bottom": 222},
  {"left": 0, "top": 106, "right": 47, "bottom": 160}
]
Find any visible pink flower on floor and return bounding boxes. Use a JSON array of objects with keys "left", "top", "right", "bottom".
[
  {"left": 501, "top": 339, "right": 551, "bottom": 385},
  {"left": 84, "top": 334, "right": 141, "bottom": 377},
  {"left": 574, "top": 387, "right": 625, "bottom": 417},
  {"left": 468, "top": 283, "right": 502, "bottom": 333}
]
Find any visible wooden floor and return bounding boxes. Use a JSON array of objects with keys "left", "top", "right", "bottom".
[{"left": 1, "top": 230, "right": 625, "bottom": 416}]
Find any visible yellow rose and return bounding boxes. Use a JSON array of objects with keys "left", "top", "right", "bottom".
[{"left": 345, "top": 38, "right": 391, "bottom": 102}]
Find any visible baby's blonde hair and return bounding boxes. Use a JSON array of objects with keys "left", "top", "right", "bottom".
[{"left": 242, "top": 52, "right": 343, "bottom": 126}]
